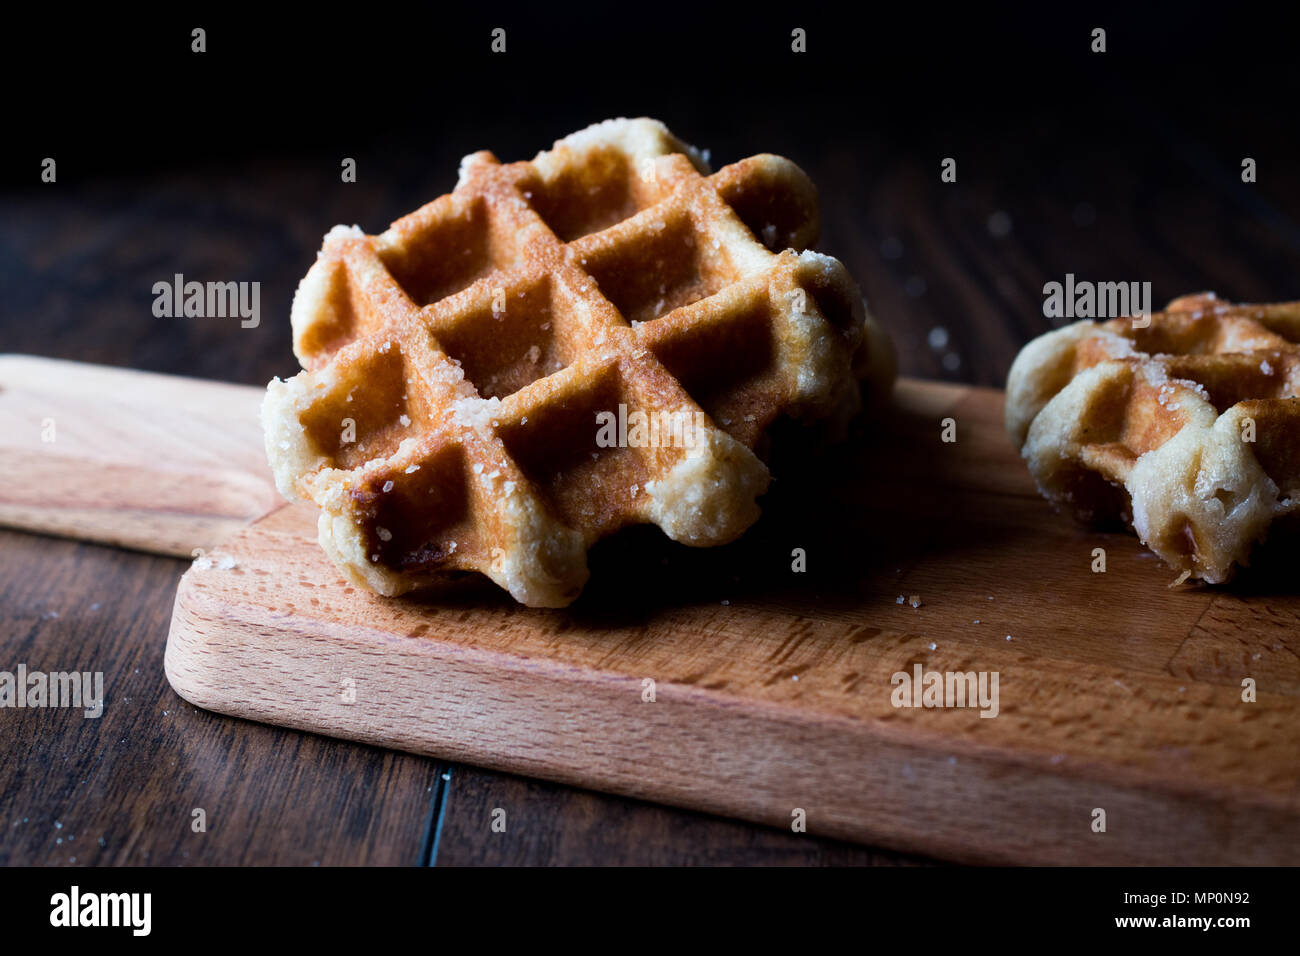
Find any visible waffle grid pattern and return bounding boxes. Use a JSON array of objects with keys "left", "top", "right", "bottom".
[
  {"left": 1006, "top": 293, "right": 1300, "bottom": 582},
  {"left": 264, "top": 119, "right": 893, "bottom": 606}
]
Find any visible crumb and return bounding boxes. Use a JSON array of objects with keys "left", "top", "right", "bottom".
[{"left": 908, "top": 595, "right": 922, "bottom": 608}]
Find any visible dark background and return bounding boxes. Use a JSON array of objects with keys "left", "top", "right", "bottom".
[
  {"left": 6, "top": 4, "right": 1300, "bottom": 387},
  {"left": 3, "top": 5, "right": 1298, "bottom": 865}
]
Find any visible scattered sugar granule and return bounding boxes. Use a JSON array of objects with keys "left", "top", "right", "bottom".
[
  {"left": 540, "top": 322, "right": 550, "bottom": 331},
  {"left": 216, "top": 554, "right": 236, "bottom": 570},
  {"left": 654, "top": 298, "right": 665, "bottom": 316},
  {"left": 762, "top": 223, "right": 778, "bottom": 247},
  {"left": 399, "top": 414, "right": 411, "bottom": 427},
  {"left": 379, "top": 341, "right": 392, "bottom": 353},
  {"left": 630, "top": 483, "right": 639, "bottom": 498},
  {"left": 908, "top": 595, "right": 922, "bottom": 608},
  {"left": 651, "top": 219, "right": 665, "bottom": 232},
  {"left": 895, "top": 595, "right": 906, "bottom": 605},
  {"left": 1261, "top": 359, "right": 1274, "bottom": 375},
  {"left": 721, "top": 599, "right": 730, "bottom": 606},
  {"left": 472, "top": 463, "right": 483, "bottom": 474},
  {"left": 1006, "top": 634, "right": 1013, "bottom": 641},
  {"left": 370, "top": 553, "right": 379, "bottom": 562},
  {"left": 448, "top": 541, "right": 458, "bottom": 553},
  {"left": 450, "top": 395, "right": 502, "bottom": 430},
  {"left": 504, "top": 481, "right": 516, "bottom": 494},
  {"left": 973, "top": 619, "right": 980, "bottom": 624},
  {"left": 404, "top": 464, "right": 420, "bottom": 474},
  {"left": 382, "top": 480, "right": 394, "bottom": 493},
  {"left": 928, "top": 642, "right": 937, "bottom": 650},
  {"left": 346, "top": 389, "right": 355, "bottom": 403},
  {"left": 521, "top": 417, "right": 528, "bottom": 425},
  {"left": 376, "top": 527, "right": 392, "bottom": 542},
  {"left": 526, "top": 345, "right": 541, "bottom": 364},
  {"left": 324, "top": 224, "right": 365, "bottom": 243}
]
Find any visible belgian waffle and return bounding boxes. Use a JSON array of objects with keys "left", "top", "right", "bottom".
[
  {"left": 1006, "top": 292, "right": 1300, "bottom": 583},
  {"left": 263, "top": 118, "right": 895, "bottom": 607}
]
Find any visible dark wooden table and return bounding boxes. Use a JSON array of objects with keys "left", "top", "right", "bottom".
[{"left": 3, "top": 11, "right": 1297, "bottom": 865}]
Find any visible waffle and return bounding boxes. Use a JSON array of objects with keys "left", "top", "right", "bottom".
[
  {"left": 1006, "top": 292, "right": 1300, "bottom": 583},
  {"left": 263, "top": 118, "right": 895, "bottom": 607}
]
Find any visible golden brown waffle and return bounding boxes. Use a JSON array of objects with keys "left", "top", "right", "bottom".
[
  {"left": 1006, "top": 292, "right": 1300, "bottom": 582},
  {"left": 263, "top": 118, "right": 895, "bottom": 606}
]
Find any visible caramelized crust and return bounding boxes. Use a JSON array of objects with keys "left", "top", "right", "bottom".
[
  {"left": 1006, "top": 293, "right": 1300, "bottom": 582},
  {"left": 264, "top": 118, "right": 895, "bottom": 606}
]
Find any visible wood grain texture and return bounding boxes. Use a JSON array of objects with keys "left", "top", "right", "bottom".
[
  {"left": 165, "top": 378, "right": 1300, "bottom": 865},
  {"left": 0, "top": 355, "right": 280, "bottom": 557},
  {"left": 7, "top": 41, "right": 1300, "bottom": 864},
  {"left": 429, "top": 765, "right": 938, "bottom": 866},
  {"left": 0, "top": 526, "right": 441, "bottom": 866}
]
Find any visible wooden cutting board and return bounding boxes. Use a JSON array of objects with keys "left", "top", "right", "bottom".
[
  {"left": 0, "top": 355, "right": 280, "bottom": 556},
  {"left": 6, "top": 355, "right": 1300, "bottom": 864}
]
